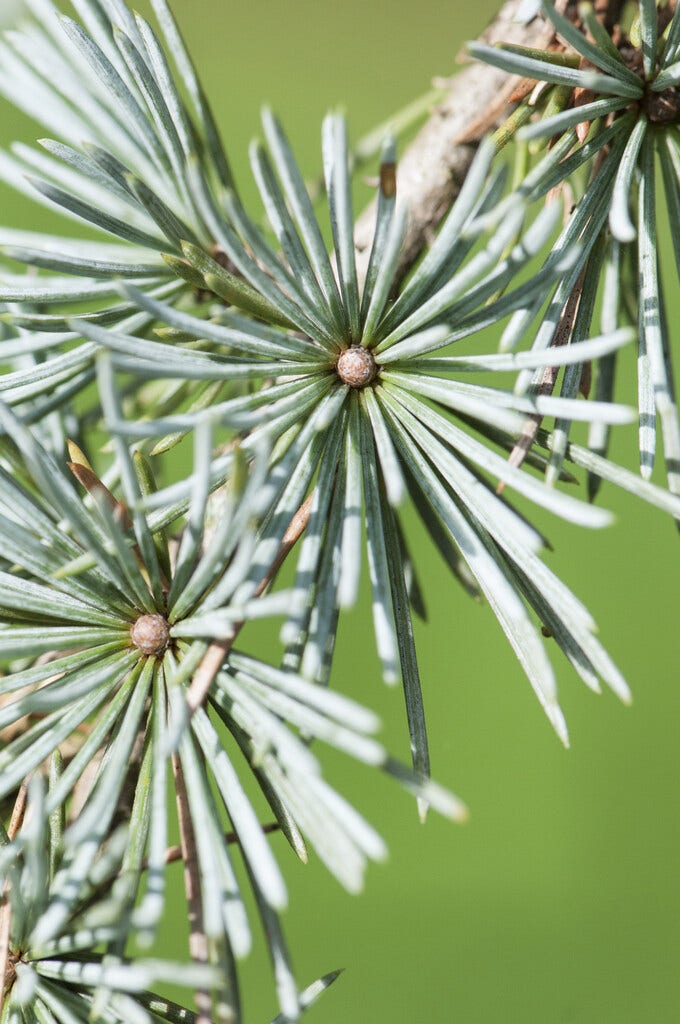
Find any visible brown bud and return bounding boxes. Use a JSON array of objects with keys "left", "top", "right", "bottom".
[
  {"left": 131, "top": 613, "right": 170, "bottom": 656},
  {"left": 336, "top": 346, "right": 377, "bottom": 388}
]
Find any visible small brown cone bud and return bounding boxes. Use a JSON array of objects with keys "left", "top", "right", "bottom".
[
  {"left": 336, "top": 346, "right": 376, "bottom": 388},
  {"left": 131, "top": 613, "right": 170, "bottom": 656}
]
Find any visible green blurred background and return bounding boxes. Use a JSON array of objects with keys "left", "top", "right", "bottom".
[{"left": 1, "top": 1, "right": 680, "bottom": 1021}]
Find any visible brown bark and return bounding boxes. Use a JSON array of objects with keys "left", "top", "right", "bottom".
[{"left": 353, "top": 0, "right": 560, "bottom": 286}]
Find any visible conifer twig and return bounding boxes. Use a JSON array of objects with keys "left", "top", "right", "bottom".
[
  {"left": 161, "top": 823, "right": 281, "bottom": 867},
  {"left": 185, "top": 493, "right": 315, "bottom": 714},
  {"left": 354, "top": 0, "right": 561, "bottom": 286},
  {"left": 500, "top": 267, "right": 587, "bottom": 487},
  {"left": 0, "top": 785, "right": 27, "bottom": 1015},
  {"left": 172, "top": 753, "right": 212, "bottom": 1024}
]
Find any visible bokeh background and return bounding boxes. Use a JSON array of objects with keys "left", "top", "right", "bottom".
[{"left": 1, "top": 1, "right": 679, "bottom": 1021}]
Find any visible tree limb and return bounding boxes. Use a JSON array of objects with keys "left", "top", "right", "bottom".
[{"left": 353, "top": 0, "right": 559, "bottom": 286}]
